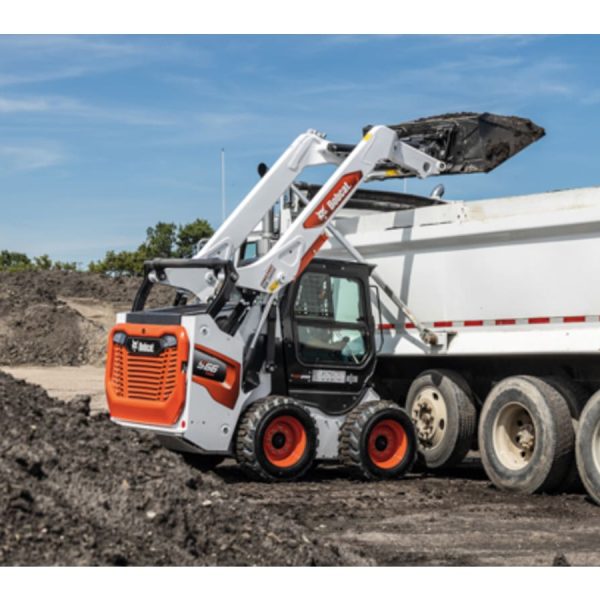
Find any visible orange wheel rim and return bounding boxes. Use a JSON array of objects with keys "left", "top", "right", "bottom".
[
  {"left": 263, "top": 415, "right": 308, "bottom": 468},
  {"left": 367, "top": 419, "right": 408, "bottom": 469}
]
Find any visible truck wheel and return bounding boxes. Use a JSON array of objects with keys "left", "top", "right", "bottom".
[
  {"left": 479, "top": 376, "right": 574, "bottom": 494},
  {"left": 406, "top": 369, "right": 477, "bottom": 470},
  {"left": 544, "top": 376, "right": 588, "bottom": 491},
  {"left": 339, "top": 401, "right": 417, "bottom": 480},
  {"left": 576, "top": 390, "right": 600, "bottom": 505},
  {"left": 235, "top": 396, "right": 317, "bottom": 482}
]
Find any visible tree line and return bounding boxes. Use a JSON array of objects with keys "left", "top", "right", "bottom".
[{"left": 0, "top": 218, "right": 214, "bottom": 276}]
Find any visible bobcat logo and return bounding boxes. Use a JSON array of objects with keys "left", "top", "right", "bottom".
[
  {"left": 131, "top": 339, "right": 156, "bottom": 354},
  {"left": 303, "top": 171, "right": 362, "bottom": 229}
]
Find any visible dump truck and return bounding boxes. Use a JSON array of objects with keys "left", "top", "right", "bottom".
[{"left": 105, "top": 113, "right": 600, "bottom": 504}]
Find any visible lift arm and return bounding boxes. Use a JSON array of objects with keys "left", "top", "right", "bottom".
[
  {"left": 235, "top": 125, "right": 445, "bottom": 293},
  {"left": 152, "top": 125, "right": 444, "bottom": 303}
]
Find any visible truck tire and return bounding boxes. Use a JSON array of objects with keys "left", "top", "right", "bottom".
[
  {"left": 235, "top": 396, "right": 317, "bottom": 482},
  {"left": 576, "top": 390, "right": 600, "bottom": 506},
  {"left": 405, "top": 369, "right": 477, "bottom": 470},
  {"left": 339, "top": 400, "right": 417, "bottom": 480},
  {"left": 479, "top": 376, "right": 574, "bottom": 494},
  {"left": 544, "top": 376, "right": 588, "bottom": 492}
]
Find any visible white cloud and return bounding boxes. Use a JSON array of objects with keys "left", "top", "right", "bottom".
[
  {"left": 0, "top": 144, "right": 65, "bottom": 171},
  {"left": 0, "top": 96, "right": 49, "bottom": 112},
  {"left": 0, "top": 35, "right": 212, "bottom": 89},
  {"left": 0, "top": 93, "right": 176, "bottom": 125}
]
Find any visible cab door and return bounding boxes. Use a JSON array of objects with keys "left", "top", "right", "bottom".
[{"left": 280, "top": 259, "right": 376, "bottom": 415}]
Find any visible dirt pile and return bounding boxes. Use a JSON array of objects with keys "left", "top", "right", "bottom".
[
  {"left": 0, "top": 372, "right": 342, "bottom": 565},
  {"left": 0, "top": 272, "right": 171, "bottom": 367}
]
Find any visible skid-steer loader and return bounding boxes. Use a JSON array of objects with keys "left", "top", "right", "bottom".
[{"left": 105, "top": 113, "right": 546, "bottom": 482}]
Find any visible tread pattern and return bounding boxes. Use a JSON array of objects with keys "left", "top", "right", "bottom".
[
  {"left": 339, "top": 400, "right": 416, "bottom": 480},
  {"left": 520, "top": 376, "right": 575, "bottom": 493},
  {"left": 576, "top": 391, "right": 600, "bottom": 505},
  {"left": 407, "top": 369, "right": 477, "bottom": 469},
  {"left": 543, "top": 376, "right": 589, "bottom": 492},
  {"left": 479, "top": 375, "right": 575, "bottom": 494},
  {"left": 235, "top": 396, "right": 317, "bottom": 482},
  {"left": 433, "top": 369, "right": 478, "bottom": 467}
]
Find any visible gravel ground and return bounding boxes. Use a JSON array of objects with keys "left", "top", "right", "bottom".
[
  {"left": 1, "top": 271, "right": 600, "bottom": 566},
  {"left": 1, "top": 370, "right": 599, "bottom": 566}
]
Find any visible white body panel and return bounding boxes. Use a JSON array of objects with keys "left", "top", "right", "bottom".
[{"left": 321, "top": 187, "right": 600, "bottom": 357}]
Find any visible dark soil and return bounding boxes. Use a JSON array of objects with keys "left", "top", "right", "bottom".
[
  {"left": 0, "top": 272, "right": 172, "bottom": 366},
  {"left": 0, "top": 271, "right": 141, "bottom": 306},
  {"left": 2, "top": 370, "right": 600, "bottom": 566},
  {"left": 2, "top": 272, "right": 600, "bottom": 566},
  {"left": 0, "top": 372, "right": 341, "bottom": 566}
]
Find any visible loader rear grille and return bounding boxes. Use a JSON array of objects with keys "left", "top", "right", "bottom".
[
  {"left": 105, "top": 324, "right": 189, "bottom": 426},
  {"left": 112, "top": 344, "right": 179, "bottom": 402}
]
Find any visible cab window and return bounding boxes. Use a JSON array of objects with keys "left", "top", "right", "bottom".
[{"left": 293, "top": 272, "right": 368, "bottom": 365}]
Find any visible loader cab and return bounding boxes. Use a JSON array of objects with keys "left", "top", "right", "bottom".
[{"left": 279, "top": 259, "right": 377, "bottom": 415}]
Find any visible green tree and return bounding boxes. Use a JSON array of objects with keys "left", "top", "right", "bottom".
[
  {"left": 0, "top": 250, "right": 33, "bottom": 271},
  {"left": 34, "top": 254, "right": 52, "bottom": 270},
  {"left": 141, "top": 222, "right": 177, "bottom": 259},
  {"left": 175, "top": 218, "right": 214, "bottom": 258},
  {"left": 88, "top": 218, "right": 216, "bottom": 275},
  {"left": 89, "top": 249, "right": 145, "bottom": 277},
  {"left": 53, "top": 260, "right": 78, "bottom": 271}
]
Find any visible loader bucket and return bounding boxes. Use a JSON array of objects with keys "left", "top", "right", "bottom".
[{"left": 364, "top": 112, "right": 545, "bottom": 178}]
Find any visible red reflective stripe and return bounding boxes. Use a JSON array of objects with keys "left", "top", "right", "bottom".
[
  {"left": 382, "top": 315, "right": 593, "bottom": 330},
  {"left": 464, "top": 320, "right": 484, "bottom": 327}
]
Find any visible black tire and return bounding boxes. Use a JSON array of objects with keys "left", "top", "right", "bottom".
[
  {"left": 339, "top": 400, "right": 418, "bottom": 480},
  {"left": 576, "top": 390, "right": 600, "bottom": 506},
  {"left": 479, "top": 376, "right": 574, "bottom": 494},
  {"left": 543, "top": 376, "right": 588, "bottom": 492},
  {"left": 181, "top": 453, "right": 225, "bottom": 471},
  {"left": 235, "top": 396, "right": 317, "bottom": 482},
  {"left": 405, "top": 369, "right": 477, "bottom": 470}
]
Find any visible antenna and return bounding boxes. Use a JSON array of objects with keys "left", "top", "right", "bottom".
[{"left": 220, "top": 148, "right": 226, "bottom": 223}]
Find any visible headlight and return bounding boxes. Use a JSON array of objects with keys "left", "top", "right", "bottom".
[
  {"left": 162, "top": 335, "right": 178, "bottom": 349},
  {"left": 113, "top": 332, "right": 127, "bottom": 345}
]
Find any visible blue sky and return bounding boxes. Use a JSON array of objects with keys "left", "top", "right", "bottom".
[{"left": 2, "top": 34, "right": 600, "bottom": 266}]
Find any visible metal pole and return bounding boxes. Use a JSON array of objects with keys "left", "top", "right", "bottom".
[{"left": 221, "top": 148, "right": 226, "bottom": 223}]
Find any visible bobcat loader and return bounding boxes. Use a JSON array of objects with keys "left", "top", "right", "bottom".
[{"left": 105, "top": 113, "right": 600, "bottom": 503}]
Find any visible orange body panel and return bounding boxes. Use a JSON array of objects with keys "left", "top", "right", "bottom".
[
  {"left": 296, "top": 233, "right": 329, "bottom": 278},
  {"left": 192, "top": 344, "right": 241, "bottom": 409},
  {"left": 302, "top": 171, "right": 362, "bottom": 229},
  {"left": 105, "top": 323, "right": 189, "bottom": 426}
]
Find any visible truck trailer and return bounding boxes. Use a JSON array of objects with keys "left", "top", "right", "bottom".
[{"left": 105, "top": 113, "right": 600, "bottom": 504}]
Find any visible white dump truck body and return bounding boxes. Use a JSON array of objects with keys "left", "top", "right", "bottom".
[{"left": 323, "top": 186, "right": 600, "bottom": 357}]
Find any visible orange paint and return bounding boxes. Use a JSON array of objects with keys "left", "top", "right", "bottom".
[
  {"left": 105, "top": 323, "right": 189, "bottom": 426},
  {"left": 302, "top": 171, "right": 362, "bottom": 229},
  {"left": 367, "top": 419, "right": 408, "bottom": 469},
  {"left": 262, "top": 415, "right": 308, "bottom": 468},
  {"left": 296, "top": 233, "right": 329, "bottom": 277},
  {"left": 191, "top": 344, "right": 241, "bottom": 410}
]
